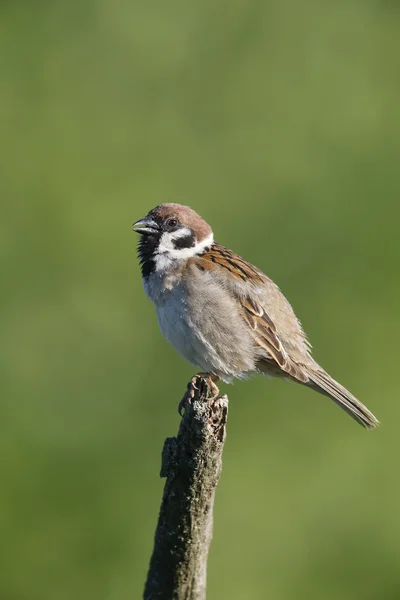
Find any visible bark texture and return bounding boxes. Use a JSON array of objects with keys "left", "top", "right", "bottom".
[{"left": 144, "top": 375, "right": 229, "bottom": 600}]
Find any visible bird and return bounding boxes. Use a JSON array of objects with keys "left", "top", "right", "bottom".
[{"left": 132, "top": 203, "right": 379, "bottom": 429}]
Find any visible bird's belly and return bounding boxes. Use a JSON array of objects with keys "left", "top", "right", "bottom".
[
  {"left": 156, "top": 296, "right": 200, "bottom": 365},
  {"left": 155, "top": 286, "right": 257, "bottom": 381},
  {"left": 156, "top": 294, "right": 220, "bottom": 374}
]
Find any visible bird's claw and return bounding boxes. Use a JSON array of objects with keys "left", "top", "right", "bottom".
[
  {"left": 178, "top": 374, "right": 220, "bottom": 416},
  {"left": 178, "top": 376, "right": 198, "bottom": 416}
]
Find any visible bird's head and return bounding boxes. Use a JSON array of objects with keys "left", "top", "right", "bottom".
[{"left": 133, "top": 203, "right": 214, "bottom": 276}]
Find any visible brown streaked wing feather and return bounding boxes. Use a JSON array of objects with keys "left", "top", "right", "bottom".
[
  {"left": 241, "top": 296, "right": 309, "bottom": 383},
  {"left": 199, "top": 244, "right": 266, "bottom": 283},
  {"left": 194, "top": 244, "right": 309, "bottom": 384}
]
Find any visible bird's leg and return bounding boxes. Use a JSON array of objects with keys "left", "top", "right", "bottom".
[{"left": 178, "top": 373, "right": 220, "bottom": 416}]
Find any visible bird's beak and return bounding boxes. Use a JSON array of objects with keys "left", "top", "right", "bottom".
[{"left": 132, "top": 216, "right": 160, "bottom": 235}]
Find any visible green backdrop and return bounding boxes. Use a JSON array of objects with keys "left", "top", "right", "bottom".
[{"left": 1, "top": 1, "right": 399, "bottom": 599}]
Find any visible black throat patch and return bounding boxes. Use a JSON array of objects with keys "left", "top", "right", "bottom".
[{"left": 138, "top": 234, "right": 160, "bottom": 277}]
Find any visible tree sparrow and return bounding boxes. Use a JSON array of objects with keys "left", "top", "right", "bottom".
[{"left": 133, "top": 203, "right": 378, "bottom": 429}]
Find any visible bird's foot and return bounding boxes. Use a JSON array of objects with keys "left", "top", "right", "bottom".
[{"left": 178, "top": 373, "right": 220, "bottom": 416}]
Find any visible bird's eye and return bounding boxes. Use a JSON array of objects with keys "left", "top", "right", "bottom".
[{"left": 166, "top": 217, "right": 178, "bottom": 229}]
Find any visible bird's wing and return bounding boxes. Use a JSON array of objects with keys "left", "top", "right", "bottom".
[
  {"left": 239, "top": 294, "right": 309, "bottom": 382},
  {"left": 192, "top": 243, "right": 310, "bottom": 383}
]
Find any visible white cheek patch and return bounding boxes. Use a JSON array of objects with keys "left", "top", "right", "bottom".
[{"left": 155, "top": 231, "right": 214, "bottom": 272}]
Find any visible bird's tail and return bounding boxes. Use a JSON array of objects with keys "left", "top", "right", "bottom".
[{"left": 306, "top": 367, "right": 379, "bottom": 430}]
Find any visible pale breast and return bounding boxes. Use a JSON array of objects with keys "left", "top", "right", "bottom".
[
  {"left": 155, "top": 284, "right": 202, "bottom": 367},
  {"left": 152, "top": 266, "right": 260, "bottom": 381}
]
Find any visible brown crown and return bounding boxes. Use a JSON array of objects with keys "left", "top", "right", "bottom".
[{"left": 150, "top": 203, "right": 212, "bottom": 241}]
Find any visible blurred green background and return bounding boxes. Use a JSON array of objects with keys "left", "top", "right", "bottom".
[{"left": 1, "top": 1, "right": 400, "bottom": 599}]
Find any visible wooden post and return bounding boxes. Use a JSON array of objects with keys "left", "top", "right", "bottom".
[{"left": 144, "top": 375, "right": 229, "bottom": 600}]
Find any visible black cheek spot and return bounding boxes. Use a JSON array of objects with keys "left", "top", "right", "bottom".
[{"left": 173, "top": 232, "right": 196, "bottom": 250}]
